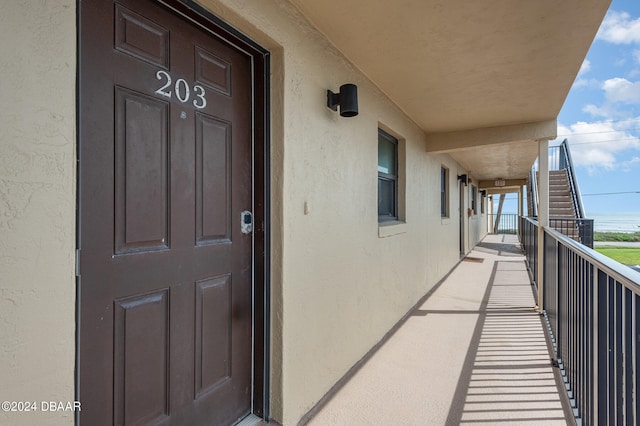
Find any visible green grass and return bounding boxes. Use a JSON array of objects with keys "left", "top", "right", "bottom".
[
  {"left": 594, "top": 231, "right": 640, "bottom": 242},
  {"left": 594, "top": 247, "right": 640, "bottom": 265}
]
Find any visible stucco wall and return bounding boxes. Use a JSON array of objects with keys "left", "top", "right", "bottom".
[
  {"left": 468, "top": 185, "right": 489, "bottom": 250},
  {"left": 0, "top": 1, "right": 76, "bottom": 425},
  {"left": 0, "top": 0, "right": 488, "bottom": 424},
  {"left": 201, "top": 1, "right": 470, "bottom": 424}
]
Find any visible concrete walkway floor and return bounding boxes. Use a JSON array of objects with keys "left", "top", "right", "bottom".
[{"left": 306, "top": 234, "right": 571, "bottom": 426}]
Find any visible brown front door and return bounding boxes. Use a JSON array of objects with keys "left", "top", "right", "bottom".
[{"left": 79, "top": 0, "right": 256, "bottom": 424}]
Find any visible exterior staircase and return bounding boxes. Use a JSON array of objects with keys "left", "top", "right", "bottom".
[
  {"left": 526, "top": 139, "right": 594, "bottom": 247},
  {"left": 549, "top": 170, "right": 574, "bottom": 218},
  {"left": 548, "top": 170, "right": 580, "bottom": 242}
]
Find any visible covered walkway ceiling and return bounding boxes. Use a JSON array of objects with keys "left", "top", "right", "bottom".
[{"left": 289, "top": 0, "right": 611, "bottom": 182}]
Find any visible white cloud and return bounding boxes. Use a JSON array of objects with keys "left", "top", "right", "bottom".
[
  {"left": 580, "top": 78, "right": 640, "bottom": 119},
  {"left": 615, "top": 57, "right": 628, "bottom": 67},
  {"left": 635, "top": 50, "right": 640, "bottom": 64},
  {"left": 602, "top": 77, "right": 640, "bottom": 103},
  {"left": 578, "top": 59, "right": 591, "bottom": 77},
  {"left": 597, "top": 11, "right": 640, "bottom": 44},
  {"left": 572, "top": 78, "right": 600, "bottom": 90},
  {"left": 621, "top": 156, "right": 640, "bottom": 172},
  {"left": 554, "top": 120, "right": 640, "bottom": 173},
  {"left": 583, "top": 103, "right": 611, "bottom": 118}
]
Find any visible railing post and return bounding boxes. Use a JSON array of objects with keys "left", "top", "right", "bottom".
[
  {"left": 538, "top": 139, "right": 549, "bottom": 310},
  {"left": 593, "top": 266, "right": 599, "bottom": 424},
  {"left": 518, "top": 186, "right": 524, "bottom": 219},
  {"left": 489, "top": 196, "right": 495, "bottom": 233}
]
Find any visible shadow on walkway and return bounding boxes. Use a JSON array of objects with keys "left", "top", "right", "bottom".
[
  {"left": 306, "top": 235, "right": 570, "bottom": 426},
  {"left": 474, "top": 235, "right": 524, "bottom": 257},
  {"left": 444, "top": 260, "right": 567, "bottom": 425}
]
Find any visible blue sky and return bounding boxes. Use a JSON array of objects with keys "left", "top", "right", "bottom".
[
  {"left": 553, "top": 0, "right": 640, "bottom": 214},
  {"left": 501, "top": 0, "right": 640, "bottom": 215}
]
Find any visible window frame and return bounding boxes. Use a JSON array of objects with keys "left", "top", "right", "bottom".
[
  {"left": 440, "top": 166, "right": 449, "bottom": 218},
  {"left": 378, "top": 129, "right": 399, "bottom": 222},
  {"left": 471, "top": 185, "right": 477, "bottom": 214}
]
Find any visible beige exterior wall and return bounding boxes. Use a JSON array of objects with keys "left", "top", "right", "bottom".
[
  {"left": 0, "top": 0, "right": 488, "bottom": 425},
  {"left": 0, "top": 1, "right": 76, "bottom": 425},
  {"left": 468, "top": 183, "right": 489, "bottom": 251},
  {"left": 203, "top": 1, "right": 485, "bottom": 423},
  {"left": 455, "top": 176, "right": 488, "bottom": 256}
]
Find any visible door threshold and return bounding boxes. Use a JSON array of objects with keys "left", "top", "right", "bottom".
[{"left": 236, "top": 413, "right": 264, "bottom": 426}]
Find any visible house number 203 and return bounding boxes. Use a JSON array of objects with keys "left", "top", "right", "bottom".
[{"left": 154, "top": 70, "right": 207, "bottom": 109}]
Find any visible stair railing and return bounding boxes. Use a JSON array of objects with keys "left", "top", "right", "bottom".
[
  {"left": 528, "top": 140, "right": 593, "bottom": 247},
  {"left": 528, "top": 166, "right": 538, "bottom": 218},
  {"left": 559, "top": 139, "right": 586, "bottom": 219}
]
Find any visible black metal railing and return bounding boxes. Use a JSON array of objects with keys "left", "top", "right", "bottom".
[
  {"left": 528, "top": 139, "right": 593, "bottom": 247},
  {"left": 528, "top": 168, "right": 538, "bottom": 218},
  {"left": 521, "top": 217, "right": 640, "bottom": 425},
  {"left": 560, "top": 140, "right": 586, "bottom": 219},
  {"left": 521, "top": 217, "right": 538, "bottom": 285},
  {"left": 549, "top": 139, "right": 576, "bottom": 172},
  {"left": 547, "top": 139, "right": 586, "bottom": 219},
  {"left": 549, "top": 143, "right": 568, "bottom": 171},
  {"left": 549, "top": 218, "right": 594, "bottom": 248},
  {"left": 488, "top": 213, "right": 519, "bottom": 235}
]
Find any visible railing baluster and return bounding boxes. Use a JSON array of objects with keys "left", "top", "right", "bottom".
[
  {"left": 625, "top": 287, "right": 633, "bottom": 424},
  {"left": 548, "top": 218, "right": 595, "bottom": 249},
  {"left": 585, "top": 263, "right": 597, "bottom": 425},
  {"left": 609, "top": 278, "right": 615, "bottom": 425},
  {"left": 632, "top": 294, "right": 640, "bottom": 424},
  {"left": 593, "top": 264, "right": 597, "bottom": 425},
  {"left": 576, "top": 254, "right": 581, "bottom": 414},
  {"left": 519, "top": 218, "right": 640, "bottom": 425},
  {"left": 579, "top": 256, "right": 585, "bottom": 420},
  {"left": 616, "top": 283, "right": 624, "bottom": 425},
  {"left": 567, "top": 249, "right": 573, "bottom": 407},
  {"left": 558, "top": 245, "right": 564, "bottom": 364},
  {"left": 597, "top": 269, "right": 607, "bottom": 424}
]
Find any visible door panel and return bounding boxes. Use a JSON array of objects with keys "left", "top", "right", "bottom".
[
  {"left": 196, "top": 113, "right": 232, "bottom": 245},
  {"left": 79, "top": 0, "right": 254, "bottom": 424},
  {"left": 114, "top": 87, "right": 170, "bottom": 254},
  {"left": 195, "top": 275, "right": 232, "bottom": 396},
  {"left": 114, "top": 290, "right": 170, "bottom": 425}
]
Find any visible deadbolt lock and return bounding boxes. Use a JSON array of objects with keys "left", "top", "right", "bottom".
[{"left": 241, "top": 210, "right": 253, "bottom": 234}]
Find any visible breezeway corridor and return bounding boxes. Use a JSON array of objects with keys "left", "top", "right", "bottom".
[{"left": 305, "top": 234, "right": 572, "bottom": 425}]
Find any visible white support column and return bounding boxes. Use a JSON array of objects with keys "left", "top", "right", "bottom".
[
  {"left": 489, "top": 196, "right": 494, "bottom": 233},
  {"left": 537, "top": 139, "right": 549, "bottom": 311},
  {"left": 517, "top": 187, "right": 523, "bottom": 238},
  {"left": 518, "top": 186, "right": 524, "bottom": 218}
]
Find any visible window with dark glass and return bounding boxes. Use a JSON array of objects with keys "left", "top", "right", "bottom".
[
  {"left": 378, "top": 129, "right": 398, "bottom": 221},
  {"left": 471, "top": 185, "right": 477, "bottom": 214},
  {"left": 441, "top": 166, "right": 449, "bottom": 217}
]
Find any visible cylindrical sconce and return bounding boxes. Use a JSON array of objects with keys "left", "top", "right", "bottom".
[{"left": 327, "top": 84, "right": 358, "bottom": 117}]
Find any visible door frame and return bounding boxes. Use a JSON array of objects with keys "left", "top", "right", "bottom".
[
  {"left": 75, "top": 0, "right": 271, "bottom": 421},
  {"left": 459, "top": 179, "right": 465, "bottom": 256}
]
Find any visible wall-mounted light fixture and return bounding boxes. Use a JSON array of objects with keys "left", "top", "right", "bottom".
[
  {"left": 457, "top": 174, "right": 468, "bottom": 186},
  {"left": 480, "top": 190, "right": 487, "bottom": 197},
  {"left": 327, "top": 84, "right": 358, "bottom": 117}
]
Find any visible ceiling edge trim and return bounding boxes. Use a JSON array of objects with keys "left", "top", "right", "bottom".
[{"left": 425, "top": 119, "right": 557, "bottom": 153}]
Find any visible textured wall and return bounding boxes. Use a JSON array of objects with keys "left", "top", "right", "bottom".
[
  {"left": 199, "top": 1, "right": 484, "bottom": 424},
  {"left": 0, "top": 0, "right": 488, "bottom": 424},
  {"left": 0, "top": 1, "right": 76, "bottom": 425}
]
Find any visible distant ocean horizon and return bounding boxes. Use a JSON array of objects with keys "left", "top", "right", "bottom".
[
  {"left": 495, "top": 211, "right": 640, "bottom": 233},
  {"left": 587, "top": 213, "right": 640, "bottom": 233}
]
